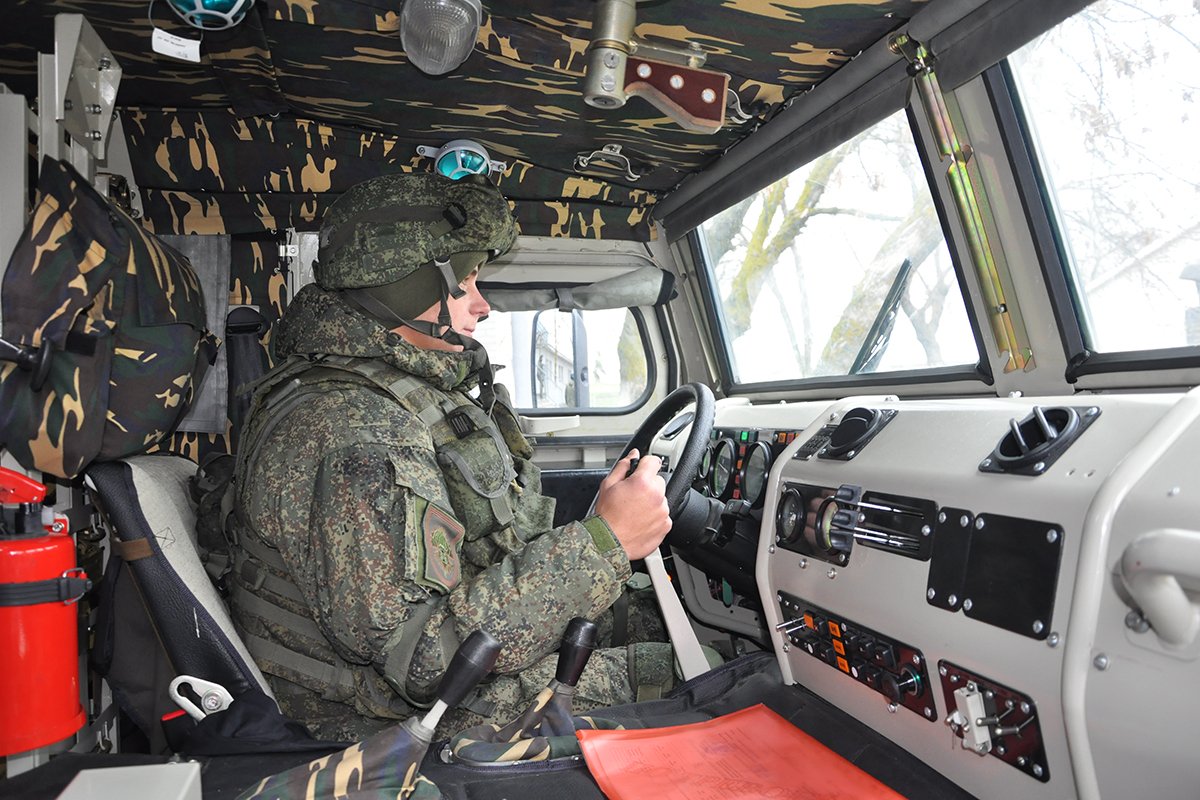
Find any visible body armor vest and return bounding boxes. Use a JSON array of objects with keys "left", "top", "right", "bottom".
[{"left": 228, "top": 354, "right": 554, "bottom": 709}]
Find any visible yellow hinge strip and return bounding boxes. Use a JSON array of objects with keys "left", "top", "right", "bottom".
[{"left": 889, "top": 34, "right": 1032, "bottom": 373}]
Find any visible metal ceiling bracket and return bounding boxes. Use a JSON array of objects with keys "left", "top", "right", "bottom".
[
  {"left": 582, "top": 0, "right": 727, "bottom": 134},
  {"left": 574, "top": 144, "right": 641, "bottom": 182},
  {"left": 890, "top": 33, "right": 1033, "bottom": 374}
]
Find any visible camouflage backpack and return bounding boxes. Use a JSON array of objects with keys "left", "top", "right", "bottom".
[{"left": 0, "top": 158, "right": 218, "bottom": 479}]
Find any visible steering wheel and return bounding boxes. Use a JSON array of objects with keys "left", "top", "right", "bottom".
[
  {"left": 613, "top": 382, "right": 715, "bottom": 514},
  {"left": 597, "top": 382, "right": 716, "bottom": 680}
]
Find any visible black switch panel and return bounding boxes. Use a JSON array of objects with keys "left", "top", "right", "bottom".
[
  {"left": 939, "top": 661, "right": 1050, "bottom": 783},
  {"left": 777, "top": 592, "right": 936, "bottom": 723}
]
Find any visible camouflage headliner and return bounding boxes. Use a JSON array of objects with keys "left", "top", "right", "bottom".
[{"left": 1, "top": 0, "right": 928, "bottom": 239}]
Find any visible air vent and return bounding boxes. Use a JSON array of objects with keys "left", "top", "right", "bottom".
[
  {"left": 980, "top": 405, "right": 1100, "bottom": 476},
  {"left": 818, "top": 407, "right": 897, "bottom": 460}
]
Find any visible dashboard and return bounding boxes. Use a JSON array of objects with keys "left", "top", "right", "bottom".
[{"left": 655, "top": 389, "right": 1200, "bottom": 800}]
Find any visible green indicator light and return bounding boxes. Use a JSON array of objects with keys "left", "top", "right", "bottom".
[{"left": 740, "top": 431, "right": 748, "bottom": 442}]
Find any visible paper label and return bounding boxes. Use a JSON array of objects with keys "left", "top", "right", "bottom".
[{"left": 151, "top": 27, "right": 201, "bottom": 63}]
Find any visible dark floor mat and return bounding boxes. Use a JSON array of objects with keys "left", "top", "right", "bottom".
[{"left": 0, "top": 654, "right": 976, "bottom": 799}]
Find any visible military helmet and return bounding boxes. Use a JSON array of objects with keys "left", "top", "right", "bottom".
[{"left": 315, "top": 173, "right": 517, "bottom": 315}]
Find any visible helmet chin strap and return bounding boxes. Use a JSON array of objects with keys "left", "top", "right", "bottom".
[{"left": 341, "top": 257, "right": 497, "bottom": 413}]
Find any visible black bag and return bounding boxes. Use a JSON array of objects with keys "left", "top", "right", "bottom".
[{"left": 0, "top": 158, "right": 218, "bottom": 479}]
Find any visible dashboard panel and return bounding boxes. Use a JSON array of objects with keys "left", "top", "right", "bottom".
[{"left": 657, "top": 390, "right": 1200, "bottom": 800}]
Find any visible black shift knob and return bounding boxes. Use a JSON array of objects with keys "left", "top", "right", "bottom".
[
  {"left": 555, "top": 617, "right": 599, "bottom": 686},
  {"left": 438, "top": 629, "right": 502, "bottom": 710}
]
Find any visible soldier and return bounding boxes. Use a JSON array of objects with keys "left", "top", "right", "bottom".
[{"left": 228, "top": 171, "right": 677, "bottom": 742}]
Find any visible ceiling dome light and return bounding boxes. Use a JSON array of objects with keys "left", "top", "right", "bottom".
[
  {"left": 165, "top": 0, "right": 256, "bottom": 30},
  {"left": 416, "top": 139, "right": 507, "bottom": 179},
  {"left": 400, "top": 0, "right": 482, "bottom": 76}
]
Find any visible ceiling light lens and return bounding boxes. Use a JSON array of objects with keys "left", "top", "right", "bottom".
[{"left": 400, "top": 0, "right": 482, "bottom": 76}]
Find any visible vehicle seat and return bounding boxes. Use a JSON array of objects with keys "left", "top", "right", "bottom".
[{"left": 86, "top": 454, "right": 271, "bottom": 748}]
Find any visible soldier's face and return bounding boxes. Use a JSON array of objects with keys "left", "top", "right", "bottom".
[{"left": 396, "top": 252, "right": 491, "bottom": 352}]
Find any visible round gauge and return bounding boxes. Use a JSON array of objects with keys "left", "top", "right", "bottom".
[
  {"left": 739, "top": 441, "right": 772, "bottom": 507},
  {"left": 709, "top": 438, "right": 736, "bottom": 499},
  {"left": 775, "top": 487, "right": 805, "bottom": 544},
  {"left": 815, "top": 496, "right": 841, "bottom": 550}
]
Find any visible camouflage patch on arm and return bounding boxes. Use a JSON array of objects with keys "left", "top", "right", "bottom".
[{"left": 413, "top": 497, "right": 466, "bottom": 593}]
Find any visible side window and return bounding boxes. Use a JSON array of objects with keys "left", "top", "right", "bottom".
[
  {"left": 474, "top": 307, "right": 652, "bottom": 412},
  {"left": 1007, "top": 1, "right": 1200, "bottom": 354},
  {"left": 696, "top": 108, "right": 978, "bottom": 385}
]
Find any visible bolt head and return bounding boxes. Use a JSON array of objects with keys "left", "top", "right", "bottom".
[
  {"left": 1047, "top": 632, "right": 1060, "bottom": 647},
  {"left": 948, "top": 594, "right": 958, "bottom": 606},
  {"left": 768, "top": 545, "right": 776, "bottom": 554},
  {"left": 827, "top": 567, "right": 837, "bottom": 580},
  {"left": 927, "top": 588, "right": 936, "bottom": 600},
  {"left": 1047, "top": 529, "right": 1059, "bottom": 543},
  {"left": 1093, "top": 654, "right": 1110, "bottom": 671},
  {"left": 960, "top": 514, "right": 970, "bottom": 527},
  {"left": 938, "top": 665, "right": 948, "bottom": 676},
  {"left": 975, "top": 517, "right": 985, "bottom": 530},
  {"left": 1033, "top": 461, "right": 1046, "bottom": 472},
  {"left": 924, "top": 707, "right": 934, "bottom": 718},
  {"left": 1032, "top": 764, "right": 1044, "bottom": 777},
  {"left": 1020, "top": 701, "right": 1031, "bottom": 714},
  {"left": 669, "top": 74, "right": 685, "bottom": 89},
  {"left": 937, "top": 511, "right": 947, "bottom": 524},
  {"left": 633, "top": 59, "right": 649, "bottom": 75},
  {"left": 799, "top": 558, "right": 808, "bottom": 569},
  {"left": 701, "top": 88, "right": 716, "bottom": 104},
  {"left": 996, "top": 745, "right": 1006, "bottom": 755},
  {"left": 887, "top": 703, "right": 898, "bottom": 714},
  {"left": 1032, "top": 620, "right": 1044, "bottom": 634},
  {"left": 782, "top": 642, "right": 790, "bottom": 652},
  {"left": 921, "top": 525, "right": 931, "bottom": 536},
  {"left": 1017, "top": 756, "right": 1027, "bottom": 766},
  {"left": 912, "top": 653, "right": 921, "bottom": 665},
  {"left": 962, "top": 598, "right": 973, "bottom": 611},
  {"left": 950, "top": 674, "right": 959, "bottom": 683},
  {"left": 1168, "top": 486, "right": 1181, "bottom": 497},
  {"left": 1086, "top": 406, "right": 1099, "bottom": 416},
  {"left": 981, "top": 458, "right": 992, "bottom": 468},
  {"left": 599, "top": 77, "right": 616, "bottom": 92},
  {"left": 847, "top": 450, "right": 857, "bottom": 458}
]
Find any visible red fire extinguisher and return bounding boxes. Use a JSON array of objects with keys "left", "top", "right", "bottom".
[{"left": 0, "top": 466, "right": 89, "bottom": 756}]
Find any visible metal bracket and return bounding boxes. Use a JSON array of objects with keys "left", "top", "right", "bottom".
[
  {"left": 889, "top": 32, "right": 1033, "bottom": 374},
  {"left": 582, "top": 0, "right": 727, "bottom": 133},
  {"left": 574, "top": 144, "right": 642, "bottom": 182}
]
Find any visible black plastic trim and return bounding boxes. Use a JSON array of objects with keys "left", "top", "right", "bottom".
[
  {"left": 1069, "top": 347, "right": 1200, "bottom": 379},
  {"left": 983, "top": 62, "right": 1088, "bottom": 370}
]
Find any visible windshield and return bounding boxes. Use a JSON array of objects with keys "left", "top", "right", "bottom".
[
  {"left": 696, "top": 108, "right": 979, "bottom": 385},
  {"left": 1007, "top": 0, "right": 1200, "bottom": 354}
]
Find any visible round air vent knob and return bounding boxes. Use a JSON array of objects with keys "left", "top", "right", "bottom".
[
  {"left": 824, "top": 407, "right": 882, "bottom": 458},
  {"left": 992, "top": 406, "right": 1080, "bottom": 471}
]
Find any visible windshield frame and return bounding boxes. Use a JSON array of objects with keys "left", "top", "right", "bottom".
[{"left": 689, "top": 104, "right": 993, "bottom": 396}]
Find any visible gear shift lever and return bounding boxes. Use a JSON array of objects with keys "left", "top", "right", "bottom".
[
  {"left": 412, "top": 629, "right": 502, "bottom": 740},
  {"left": 555, "top": 617, "right": 599, "bottom": 688}
]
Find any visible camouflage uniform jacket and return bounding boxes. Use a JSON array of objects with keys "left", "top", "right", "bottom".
[{"left": 229, "top": 285, "right": 632, "bottom": 736}]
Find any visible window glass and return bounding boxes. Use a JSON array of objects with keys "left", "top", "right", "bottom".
[
  {"left": 474, "top": 307, "right": 650, "bottom": 411},
  {"left": 696, "top": 109, "right": 976, "bottom": 384},
  {"left": 1008, "top": 0, "right": 1200, "bottom": 352}
]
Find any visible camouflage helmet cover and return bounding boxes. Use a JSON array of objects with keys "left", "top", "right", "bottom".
[{"left": 315, "top": 172, "right": 517, "bottom": 291}]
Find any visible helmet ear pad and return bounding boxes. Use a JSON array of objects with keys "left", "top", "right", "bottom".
[{"left": 357, "top": 250, "right": 488, "bottom": 322}]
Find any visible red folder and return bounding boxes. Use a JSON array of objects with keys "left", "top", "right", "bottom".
[{"left": 577, "top": 703, "right": 908, "bottom": 799}]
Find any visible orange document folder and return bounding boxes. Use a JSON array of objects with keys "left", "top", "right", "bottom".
[{"left": 576, "top": 703, "right": 908, "bottom": 800}]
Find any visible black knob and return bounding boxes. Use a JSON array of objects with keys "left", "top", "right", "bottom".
[
  {"left": 555, "top": 617, "right": 598, "bottom": 686},
  {"left": 436, "top": 629, "right": 502, "bottom": 710},
  {"left": 881, "top": 667, "right": 921, "bottom": 702}
]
